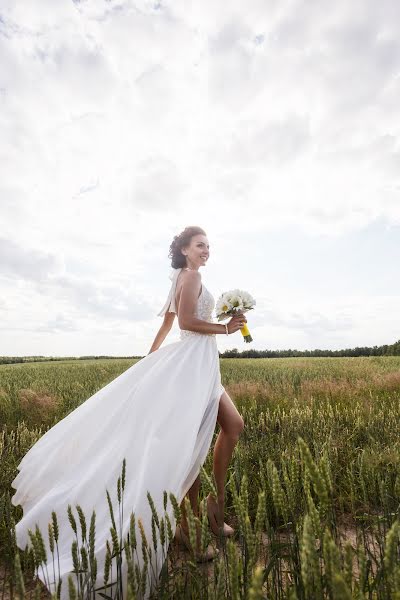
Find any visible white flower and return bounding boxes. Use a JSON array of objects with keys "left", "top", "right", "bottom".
[
  {"left": 215, "top": 288, "right": 256, "bottom": 319},
  {"left": 216, "top": 295, "right": 233, "bottom": 314}
]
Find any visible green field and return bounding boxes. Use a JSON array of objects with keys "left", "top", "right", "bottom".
[{"left": 2, "top": 356, "right": 400, "bottom": 598}]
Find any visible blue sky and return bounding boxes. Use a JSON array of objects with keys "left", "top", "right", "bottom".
[{"left": 1, "top": 0, "right": 399, "bottom": 356}]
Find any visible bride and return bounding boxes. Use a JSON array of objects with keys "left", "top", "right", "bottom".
[
  {"left": 151, "top": 226, "right": 246, "bottom": 554},
  {"left": 11, "top": 225, "right": 246, "bottom": 599}
]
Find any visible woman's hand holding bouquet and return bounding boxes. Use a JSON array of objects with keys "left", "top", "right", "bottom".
[{"left": 215, "top": 289, "right": 256, "bottom": 343}]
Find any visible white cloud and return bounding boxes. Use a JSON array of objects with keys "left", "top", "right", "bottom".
[
  {"left": 1, "top": 0, "right": 399, "bottom": 355},
  {"left": 0, "top": 237, "right": 61, "bottom": 281}
]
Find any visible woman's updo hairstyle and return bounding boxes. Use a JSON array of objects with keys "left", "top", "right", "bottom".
[{"left": 168, "top": 226, "right": 207, "bottom": 269}]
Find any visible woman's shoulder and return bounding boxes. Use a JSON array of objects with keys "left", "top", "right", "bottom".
[
  {"left": 177, "top": 268, "right": 201, "bottom": 291},
  {"left": 181, "top": 268, "right": 201, "bottom": 279}
]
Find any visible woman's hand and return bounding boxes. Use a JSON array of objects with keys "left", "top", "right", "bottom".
[{"left": 227, "top": 310, "right": 247, "bottom": 334}]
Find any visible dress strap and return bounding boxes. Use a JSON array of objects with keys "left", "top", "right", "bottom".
[{"left": 157, "top": 267, "right": 183, "bottom": 316}]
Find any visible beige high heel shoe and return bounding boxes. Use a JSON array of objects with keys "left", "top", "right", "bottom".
[
  {"left": 206, "top": 493, "right": 235, "bottom": 537},
  {"left": 175, "top": 523, "right": 219, "bottom": 562}
]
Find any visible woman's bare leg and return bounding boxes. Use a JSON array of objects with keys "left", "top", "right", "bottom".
[
  {"left": 180, "top": 474, "right": 201, "bottom": 532},
  {"left": 188, "top": 473, "right": 201, "bottom": 515},
  {"left": 180, "top": 390, "right": 244, "bottom": 532},
  {"left": 211, "top": 390, "right": 244, "bottom": 526}
]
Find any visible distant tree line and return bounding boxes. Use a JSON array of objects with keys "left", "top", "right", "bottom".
[
  {"left": 219, "top": 339, "right": 400, "bottom": 358},
  {"left": 1, "top": 340, "right": 400, "bottom": 365}
]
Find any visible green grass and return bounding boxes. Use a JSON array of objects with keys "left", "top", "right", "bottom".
[{"left": 2, "top": 356, "right": 400, "bottom": 598}]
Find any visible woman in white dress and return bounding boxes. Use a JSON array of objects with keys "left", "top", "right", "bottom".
[
  {"left": 150, "top": 226, "right": 246, "bottom": 555},
  {"left": 11, "top": 225, "right": 246, "bottom": 599}
]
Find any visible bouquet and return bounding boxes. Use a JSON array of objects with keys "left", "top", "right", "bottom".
[{"left": 215, "top": 289, "right": 256, "bottom": 343}]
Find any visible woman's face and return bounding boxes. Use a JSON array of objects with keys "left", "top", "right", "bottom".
[{"left": 182, "top": 234, "right": 210, "bottom": 268}]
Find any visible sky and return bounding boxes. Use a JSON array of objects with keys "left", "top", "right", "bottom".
[{"left": 1, "top": 0, "right": 400, "bottom": 356}]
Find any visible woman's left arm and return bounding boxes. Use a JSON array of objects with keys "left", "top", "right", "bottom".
[{"left": 148, "top": 312, "right": 176, "bottom": 354}]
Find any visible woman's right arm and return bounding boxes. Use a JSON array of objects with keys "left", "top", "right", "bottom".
[
  {"left": 178, "top": 270, "right": 246, "bottom": 335},
  {"left": 148, "top": 312, "right": 176, "bottom": 353}
]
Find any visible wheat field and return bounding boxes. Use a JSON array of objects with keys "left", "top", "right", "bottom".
[{"left": 1, "top": 356, "right": 400, "bottom": 598}]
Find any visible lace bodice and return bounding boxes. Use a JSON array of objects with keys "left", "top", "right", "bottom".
[
  {"left": 180, "top": 284, "right": 216, "bottom": 340},
  {"left": 157, "top": 267, "right": 217, "bottom": 340}
]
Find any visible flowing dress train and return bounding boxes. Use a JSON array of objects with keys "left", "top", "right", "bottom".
[{"left": 11, "top": 267, "right": 225, "bottom": 599}]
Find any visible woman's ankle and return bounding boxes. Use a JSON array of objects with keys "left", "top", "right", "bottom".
[
  {"left": 180, "top": 519, "right": 189, "bottom": 533},
  {"left": 208, "top": 492, "right": 225, "bottom": 504}
]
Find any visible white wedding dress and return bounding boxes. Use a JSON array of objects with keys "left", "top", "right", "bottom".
[{"left": 11, "top": 267, "right": 225, "bottom": 599}]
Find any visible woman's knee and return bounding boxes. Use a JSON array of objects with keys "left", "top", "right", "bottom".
[
  {"left": 217, "top": 391, "right": 245, "bottom": 439},
  {"left": 225, "top": 415, "right": 245, "bottom": 440},
  {"left": 237, "top": 415, "right": 245, "bottom": 436}
]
